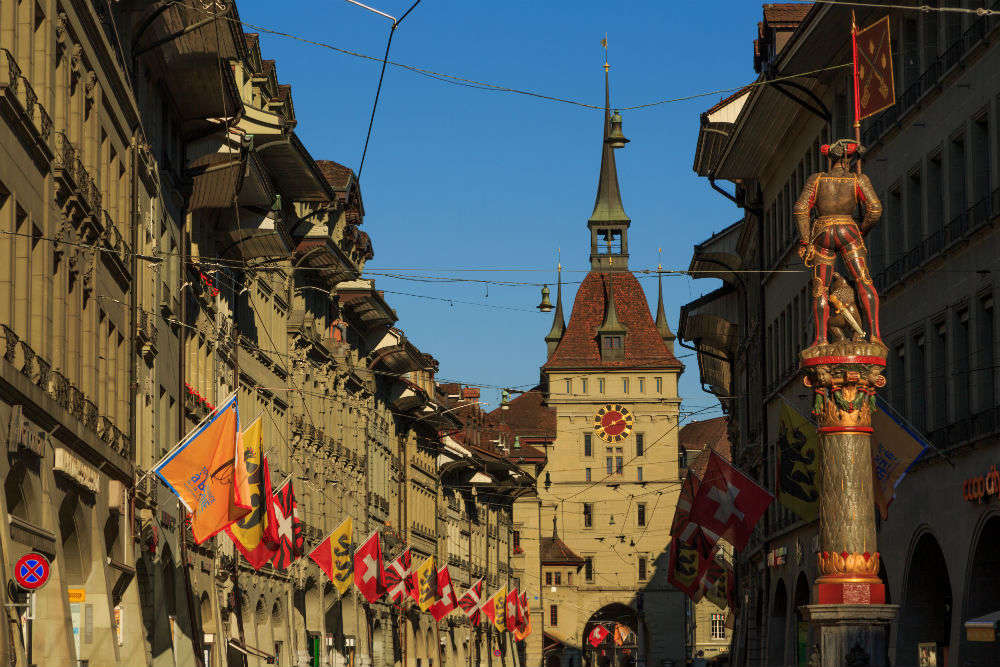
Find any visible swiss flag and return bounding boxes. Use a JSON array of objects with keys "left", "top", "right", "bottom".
[
  {"left": 588, "top": 625, "right": 610, "bottom": 648},
  {"left": 669, "top": 470, "right": 700, "bottom": 538},
  {"left": 505, "top": 588, "right": 520, "bottom": 633},
  {"left": 458, "top": 578, "right": 484, "bottom": 625},
  {"left": 385, "top": 548, "right": 412, "bottom": 605},
  {"left": 518, "top": 591, "right": 529, "bottom": 632},
  {"left": 353, "top": 532, "right": 384, "bottom": 603},
  {"left": 429, "top": 567, "right": 458, "bottom": 621},
  {"left": 690, "top": 451, "right": 773, "bottom": 550}
]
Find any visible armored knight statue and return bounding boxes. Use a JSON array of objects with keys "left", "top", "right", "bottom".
[{"left": 794, "top": 139, "right": 883, "bottom": 346}]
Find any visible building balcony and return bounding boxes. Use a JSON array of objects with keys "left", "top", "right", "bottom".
[{"left": 874, "top": 188, "right": 999, "bottom": 294}]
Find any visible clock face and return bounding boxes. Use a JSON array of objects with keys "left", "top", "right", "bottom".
[{"left": 593, "top": 404, "right": 634, "bottom": 443}]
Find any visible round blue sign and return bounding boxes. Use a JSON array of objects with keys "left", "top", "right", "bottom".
[{"left": 14, "top": 553, "right": 49, "bottom": 591}]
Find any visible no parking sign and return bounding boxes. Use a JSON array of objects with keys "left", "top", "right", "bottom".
[{"left": 14, "top": 553, "right": 50, "bottom": 591}]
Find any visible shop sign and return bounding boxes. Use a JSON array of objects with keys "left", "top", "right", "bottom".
[
  {"left": 54, "top": 447, "right": 100, "bottom": 493},
  {"left": 113, "top": 605, "right": 124, "bottom": 646},
  {"left": 962, "top": 465, "right": 1000, "bottom": 504},
  {"left": 68, "top": 588, "right": 86, "bottom": 603},
  {"left": 7, "top": 405, "right": 51, "bottom": 457}
]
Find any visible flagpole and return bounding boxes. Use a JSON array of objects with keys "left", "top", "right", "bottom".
[{"left": 851, "top": 9, "right": 863, "bottom": 174}]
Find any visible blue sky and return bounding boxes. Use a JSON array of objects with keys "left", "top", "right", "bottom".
[{"left": 239, "top": 0, "right": 765, "bottom": 413}]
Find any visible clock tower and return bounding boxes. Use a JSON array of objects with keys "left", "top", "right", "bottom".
[{"left": 516, "top": 65, "right": 686, "bottom": 667}]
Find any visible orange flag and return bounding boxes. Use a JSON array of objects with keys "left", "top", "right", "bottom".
[{"left": 154, "top": 393, "right": 251, "bottom": 543}]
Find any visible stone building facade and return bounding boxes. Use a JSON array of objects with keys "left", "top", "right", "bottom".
[
  {"left": 0, "top": 2, "right": 524, "bottom": 666},
  {"left": 682, "top": 3, "right": 1000, "bottom": 666}
]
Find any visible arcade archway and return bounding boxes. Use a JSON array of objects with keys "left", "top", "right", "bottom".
[
  {"left": 962, "top": 516, "right": 1000, "bottom": 665},
  {"left": 766, "top": 579, "right": 787, "bottom": 667},
  {"left": 583, "top": 603, "right": 639, "bottom": 667},
  {"left": 897, "top": 532, "right": 952, "bottom": 667}
]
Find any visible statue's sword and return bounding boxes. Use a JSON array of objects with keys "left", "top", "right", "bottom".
[{"left": 829, "top": 294, "right": 866, "bottom": 337}]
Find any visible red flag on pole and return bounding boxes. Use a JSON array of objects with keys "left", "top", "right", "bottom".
[
  {"left": 458, "top": 578, "right": 484, "bottom": 625},
  {"left": 588, "top": 625, "right": 610, "bottom": 648},
  {"left": 429, "top": 567, "right": 458, "bottom": 621},
  {"left": 385, "top": 548, "right": 412, "bottom": 605},
  {"left": 505, "top": 588, "right": 520, "bottom": 633},
  {"left": 853, "top": 15, "right": 895, "bottom": 122},
  {"left": 354, "top": 532, "right": 385, "bottom": 603},
  {"left": 689, "top": 451, "right": 773, "bottom": 550}
]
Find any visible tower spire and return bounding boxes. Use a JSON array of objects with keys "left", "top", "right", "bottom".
[
  {"left": 545, "top": 259, "right": 565, "bottom": 358},
  {"left": 589, "top": 64, "right": 630, "bottom": 226},
  {"left": 654, "top": 261, "right": 676, "bottom": 352}
]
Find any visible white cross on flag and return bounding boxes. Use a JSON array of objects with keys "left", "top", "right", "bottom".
[
  {"left": 384, "top": 548, "right": 412, "bottom": 605},
  {"left": 458, "top": 578, "right": 484, "bottom": 625},
  {"left": 690, "top": 451, "right": 773, "bottom": 550},
  {"left": 429, "top": 566, "right": 458, "bottom": 621},
  {"left": 353, "top": 531, "right": 385, "bottom": 603}
]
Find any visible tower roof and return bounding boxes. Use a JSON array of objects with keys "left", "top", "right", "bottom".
[
  {"left": 655, "top": 271, "right": 676, "bottom": 342},
  {"left": 589, "top": 69, "right": 630, "bottom": 226},
  {"left": 545, "top": 266, "right": 566, "bottom": 345},
  {"left": 542, "top": 271, "right": 684, "bottom": 371}
]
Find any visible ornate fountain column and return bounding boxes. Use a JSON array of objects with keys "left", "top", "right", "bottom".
[{"left": 792, "top": 139, "right": 899, "bottom": 667}]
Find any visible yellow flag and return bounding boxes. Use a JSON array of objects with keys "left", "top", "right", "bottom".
[
  {"left": 329, "top": 517, "right": 354, "bottom": 595},
  {"left": 224, "top": 418, "right": 278, "bottom": 569},
  {"left": 493, "top": 587, "right": 506, "bottom": 633},
  {"left": 417, "top": 556, "right": 437, "bottom": 611},
  {"left": 777, "top": 400, "right": 819, "bottom": 521}
]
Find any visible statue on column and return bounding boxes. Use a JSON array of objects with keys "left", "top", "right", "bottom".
[
  {"left": 794, "top": 138, "right": 888, "bottom": 605},
  {"left": 794, "top": 139, "right": 883, "bottom": 346}
]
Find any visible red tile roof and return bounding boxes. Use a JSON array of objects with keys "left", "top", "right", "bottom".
[
  {"left": 540, "top": 535, "right": 585, "bottom": 566},
  {"left": 316, "top": 160, "right": 354, "bottom": 191},
  {"left": 763, "top": 3, "right": 812, "bottom": 25},
  {"left": 543, "top": 271, "right": 683, "bottom": 371},
  {"left": 679, "top": 416, "right": 732, "bottom": 477}
]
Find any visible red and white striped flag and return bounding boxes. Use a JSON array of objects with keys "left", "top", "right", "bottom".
[
  {"left": 457, "top": 578, "right": 484, "bottom": 625},
  {"left": 384, "top": 548, "right": 412, "bottom": 605}
]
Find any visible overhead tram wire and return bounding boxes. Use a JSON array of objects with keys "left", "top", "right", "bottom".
[{"left": 176, "top": 0, "right": 857, "bottom": 114}]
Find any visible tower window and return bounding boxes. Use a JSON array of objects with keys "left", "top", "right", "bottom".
[
  {"left": 583, "top": 503, "right": 593, "bottom": 528},
  {"left": 655, "top": 377, "right": 663, "bottom": 393},
  {"left": 585, "top": 557, "right": 594, "bottom": 581},
  {"left": 584, "top": 433, "right": 592, "bottom": 457},
  {"left": 598, "top": 229, "right": 623, "bottom": 254},
  {"left": 581, "top": 378, "right": 588, "bottom": 393},
  {"left": 636, "top": 433, "right": 644, "bottom": 456},
  {"left": 622, "top": 377, "right": 630, "bottom": 394},
  {"left": 604, "top": 336, "right": 623, "bottom": 350},
  {"left": 637, "top": 503, "right": 646, "bottom": 526},
  {"left": 598, "top": 378, "right": 606, "bottom": 393},
  {"left": 550, "top": 605, "right": 558, "bottom": 626},
  {"left": 565, "top": 378, "right": 572, "bottom": 395},
  {"left": 638, "top": 556, "right": 647, "bottom": 581},
  {"left": 639, "top": 378, "right": 645, "bottom": 393}
]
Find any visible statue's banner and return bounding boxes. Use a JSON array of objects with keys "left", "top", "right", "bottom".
[
  {"left": 776, "top": 400, "right": 819, "bottom": 522},
  {"left": 871, "top": 396, "right": 929, "bottom": 520},
  {"left": 854, "top": 16, "right": 896, "bottom": 121}
]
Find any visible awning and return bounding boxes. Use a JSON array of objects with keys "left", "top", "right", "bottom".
[
  {"left": 368, "top": 329, "right": 426, "bottom": 374},
  {"left": 693, "top": 87, "right": 751, "bottom": 177},
  {"left": 966, "top": 611, "right": 1000, "bottom": 642},
  {"left": 685, "top": 314, "right": 738, "bottom": 355},
  {"left": 336, "top": 280, "right": 398, "bottom": 332},
  {"left": 214, "top": 207, "right": 291, "bottom": 261},
  {"left": 134, "top": 1, "right": 245, "bottom": 132},
  {"left": 389, "top": 379, "right": 428, "bottom": 413},
  {"left": 188, "top": 153, "right": 244, "bottom": 211},
  {"left": 294, "top": 236, "right": 359, "bottom": 287},
  {"left": 227, "top": 639, "right": 276, "bottom": 663}
]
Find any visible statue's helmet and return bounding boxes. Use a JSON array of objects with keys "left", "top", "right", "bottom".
[{"left": 820, "top": 139, "right": 866, "bottom": 160}]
